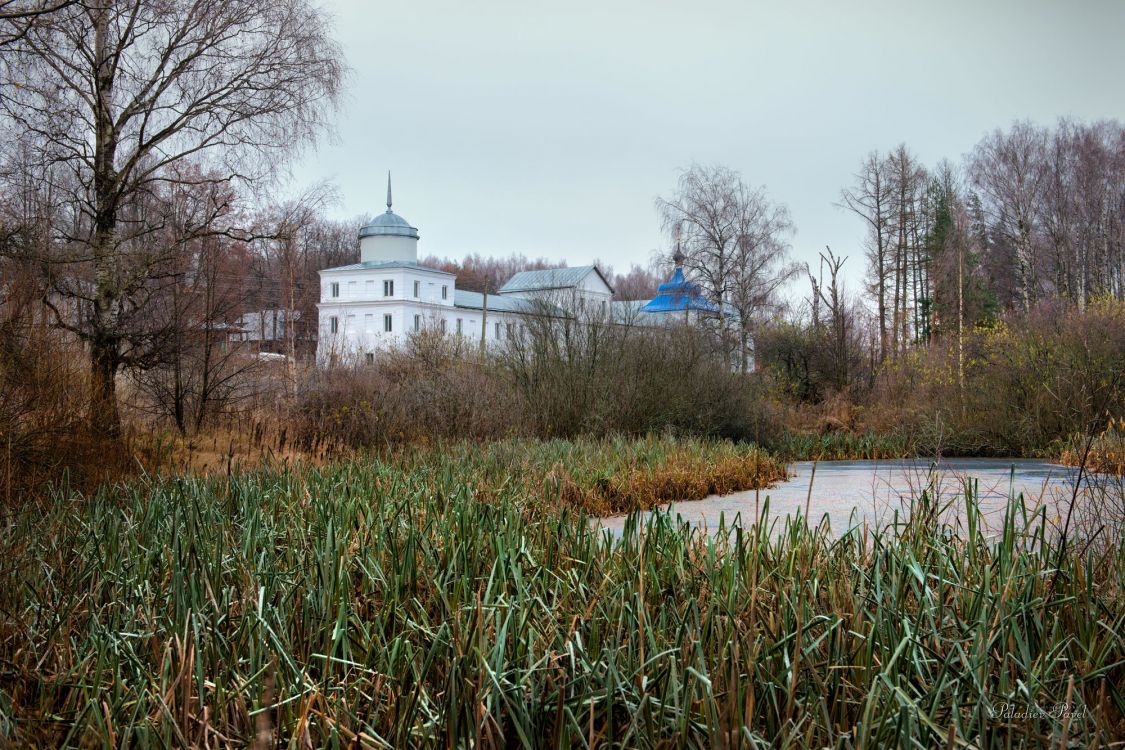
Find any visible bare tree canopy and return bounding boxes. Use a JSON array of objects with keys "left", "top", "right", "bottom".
[
  {"left": 657, "top": 164, "right": 796, "bottom": 372},
  {"left": 968, "top": 122, "right": 1048, "bottom": 312},
  {"left": 0, "top": 0, "right": 346, "bottom": 437},
  {"left": 0, "top": 0, "right": 75, "bottom": 47}
]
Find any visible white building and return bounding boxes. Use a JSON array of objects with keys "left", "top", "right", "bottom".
[{"left": 316, "top": 176, "right": 717, "bottom": 365}]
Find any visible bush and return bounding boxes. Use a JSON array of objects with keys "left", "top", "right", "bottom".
[
  {"left": 866, "top": 297, "right": 1125, "bottom": 455},
  {"left": 296, "top": 316, "right": 782, "bottom": 450},
  {"left": 295, "top": 333, "right": 523, "bottom": 450},
  {"left": 501, "top": 308, "right": 779, "bottom": 442},
  {"left": 0, "top": 293, "right": 132, "bottom": 501}
]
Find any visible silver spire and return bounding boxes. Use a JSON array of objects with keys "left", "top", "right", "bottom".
[{"left": 385, "top": 171, "right": 392, "bottom": 212}]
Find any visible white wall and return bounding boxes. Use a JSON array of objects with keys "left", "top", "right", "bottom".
[{"left": 360, "top": 234, "right": 418, "bottom": 263}]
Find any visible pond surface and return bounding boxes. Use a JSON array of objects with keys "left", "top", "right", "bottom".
[{"left": 598, "top": 458, "right": 1100, "bottom": 537}]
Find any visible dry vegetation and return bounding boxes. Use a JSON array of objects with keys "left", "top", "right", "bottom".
[{"left": 761, "top": 297, "right": 1125, "bottom": 460}]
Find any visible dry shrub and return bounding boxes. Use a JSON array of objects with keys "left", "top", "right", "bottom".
[
  {"left": 1061, "top": 419, "right": 1125, "bottom": 476},
  {"left": 0, "top": 302, "right": 131, "bottom": 501},
  {"left": 294, "top": 333, "right": 524, "bottom": 449},
  {"left": 297, "top": 320, "right": 782, "bottom": 451},
  {"left": 866, "top": 298, "right": 1125, "bottom": 456},
  {"left": 503, "top": 312, "right": 781, "bottom": 443}
]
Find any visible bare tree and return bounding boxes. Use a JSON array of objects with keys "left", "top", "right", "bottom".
[
  {"left": 0, "top": 0, "right": 75, "bottom": 48},
  {"left": 806, "top": 247, "right": 854, "bottom": 390},
  {"left": 1, "top": 0, "right": 344, "bottom": 437},
  {"left": 839, "top": 152, "right": 895, "bottom": 362},
  {"left": 885, "top": 144, "right": 927, "bottom": 351},
  {"left": 968, "top": 122, "right": 1048, "bottom": 312},
  {"left": 657, "top": 164, "right": 795, "bottom": 372},
  {"left": 611, "top": 263, "right": 664, "bottom": 301}
]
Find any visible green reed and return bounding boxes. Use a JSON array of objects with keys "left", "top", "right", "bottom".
[{"left": 1, "top": 439, "right": 1122, "bottom": 748}]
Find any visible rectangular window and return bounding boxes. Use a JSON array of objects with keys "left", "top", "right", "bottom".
[
  {"left": 364, "top": 313, "right": 374, "bottom": 330},
  {"left": 383, "top": 314, "right": 393, "bottom": 333},
  {"left": 365, "top": 352, "right": 374, "bottom": 365},
  {"left": 440, "top": 319, "right": 447, "bottom": 333},
  {"left": 383, "top": 279, "right": 394, "bottom": 297},
  {"left": 413, "top": 314, "right": 421, "bottom": 331},
  {"left": 329, "top": 316, "right": 338, "bottom": 333},
  {"left": 456, "top": 318, "right": 462, "bottom": 334},
  {"left": 413, "top": 280, "right": 420, "bottom": 298},
  {"left": 366, "top": 279, "right": 375, "bottom": 291},
  {"left": 495, "top": 322, "right": 500, "bottom": 339},
  {"left": 330, "top": 283, "right": 339, "bottom": 298},
  {"left": 505, "top": 322, "right": 513, "bottom": 339},
  {"left": 441, "top": 285, "right": 448, "bottom": 300}
]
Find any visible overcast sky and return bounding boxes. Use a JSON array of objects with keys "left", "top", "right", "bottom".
[{"left": 292, "top": 0, "right": 1125, "bottom": 292}]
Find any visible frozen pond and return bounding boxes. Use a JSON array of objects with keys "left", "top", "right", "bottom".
[{"left": 598, "top": 458, "right": 1104, "bottom": 537}]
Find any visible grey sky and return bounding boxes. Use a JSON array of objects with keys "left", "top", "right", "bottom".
[{"left": 293, "top": 0, "right": 1125, "bottom": 293}]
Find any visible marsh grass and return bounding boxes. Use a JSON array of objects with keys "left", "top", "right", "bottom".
[
  {"left": 1, "top": 439, "right": 1123, "bottom": 748},
  {"left": 1061, "top": 420, "right": 1125, "bottom": 477},
  {"left": 776, "top": 430, "right": 911, "bottom": 461}
]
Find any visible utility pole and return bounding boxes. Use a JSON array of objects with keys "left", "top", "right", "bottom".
[{"left": 480, "top": 279, "right": 488, "bottom": 354}]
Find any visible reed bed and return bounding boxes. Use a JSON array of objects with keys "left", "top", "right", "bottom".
[
  {"left": 1, "top": 439, "right": 1123, "bottom": 748},
  {"left": 776, "top": 430, "right": 911, "bottom": 461},
  {"left": 1061, "top": 420, "right": 1125, "bottom": 476}
]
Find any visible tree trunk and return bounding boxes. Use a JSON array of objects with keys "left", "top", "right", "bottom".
[{"left": 89, "top": 5, "right": 121, "bottom": 438}]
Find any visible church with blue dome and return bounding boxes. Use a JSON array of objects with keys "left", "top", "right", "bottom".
[
  {"left": 639, "top": 247, "right": 719, "bottom": 317},
  {"left": 316, "top": 175, "right": 718, "bottom": 364}
]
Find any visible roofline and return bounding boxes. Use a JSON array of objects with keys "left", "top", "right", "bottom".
[
  {"left": 498, "top": 285, "right": 588, "bottom": 294},
  {"left": 453, "top": 301, "right": 529, "bottom": 314},
  {"left": 318, "top": 264, "right": 455, "bottom": 276},
  {"left": 590, "top": 265, "right": 615, "bottom": 295},
  {"left": 497, "top": 265, "right": 616, "bottom": 295}
]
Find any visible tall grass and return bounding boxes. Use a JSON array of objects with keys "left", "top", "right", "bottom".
[
  {"left": 775, "top": 429, "right": 910, "bottom": 461},
  {"left": 1, "top": 440, "right": 1122, "bottom": 748},
  {"left": 1061, "top": 419, "right": 1125, "bottom": 476}
]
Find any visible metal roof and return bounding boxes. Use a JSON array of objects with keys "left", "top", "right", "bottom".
[
  {"left": 319, "top": 260, "right": 453, "bottom": 274},
  {"left": 639, "top": 267, "right": 719, "bottom": 313},
  {"left": 358, "top": 210, "right": 419, "bottom": 239},
  {"left": 498, "top": 265, "right": 614, "bottom": 294},
  {"left": 453, "top": 290, "right": 548, "bottom": 314}
]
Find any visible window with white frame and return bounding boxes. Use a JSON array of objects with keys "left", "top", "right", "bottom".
[
  {"left": 365, "top": 352, "right": 374, "bottom": 365},
  {"left": 364, "top": 313, "right": 374, "bottom": 330},
  {"left": 495, "top": 321, "right": 500, "bottom": 339},
  {"left": 441, "top": 285, "right": 448, "bottom": 300},
  {"left": 440, "top": 319, "right": 447, "bottom": 333},
  {"left": 413, "top": 280, "right": 420, "bottom": 297},
  {"left": 413, "top": 314, "right": 421, "bottom": 331},
  {"left": 329, "top": 316, "right": 338, "bottom": 333},
  {"left": 456, "top": 318, "right": 462, "bottom": 334},
  {"left": 383, "top": 314, "right": 393, "bottom": 332},
  {"left": 383, "top": 280, "right": 394, "bottom": 297},
  {"left": 330, "top": 282, "right": 339, "bottom": 298}
]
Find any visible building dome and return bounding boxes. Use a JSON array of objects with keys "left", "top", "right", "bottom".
[
  {"left": 639, "top": 250, "right": 719, "bottom": 314},
  {"left": 359, "top": 209, "right": 419, "bottom": 239},
  {"left": 358, "top": 172, "right": 421, "bottom": 263}
]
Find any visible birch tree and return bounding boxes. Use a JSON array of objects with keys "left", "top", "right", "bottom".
[
  {"left": 968, "top": 122, "right": 1047, "bottom": 312},
  {"left": 657, "top": 164, "right": 794, "bottom": 372},
  {"left": 0, "top": 0, "right": 344, "bottom": 437}
]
